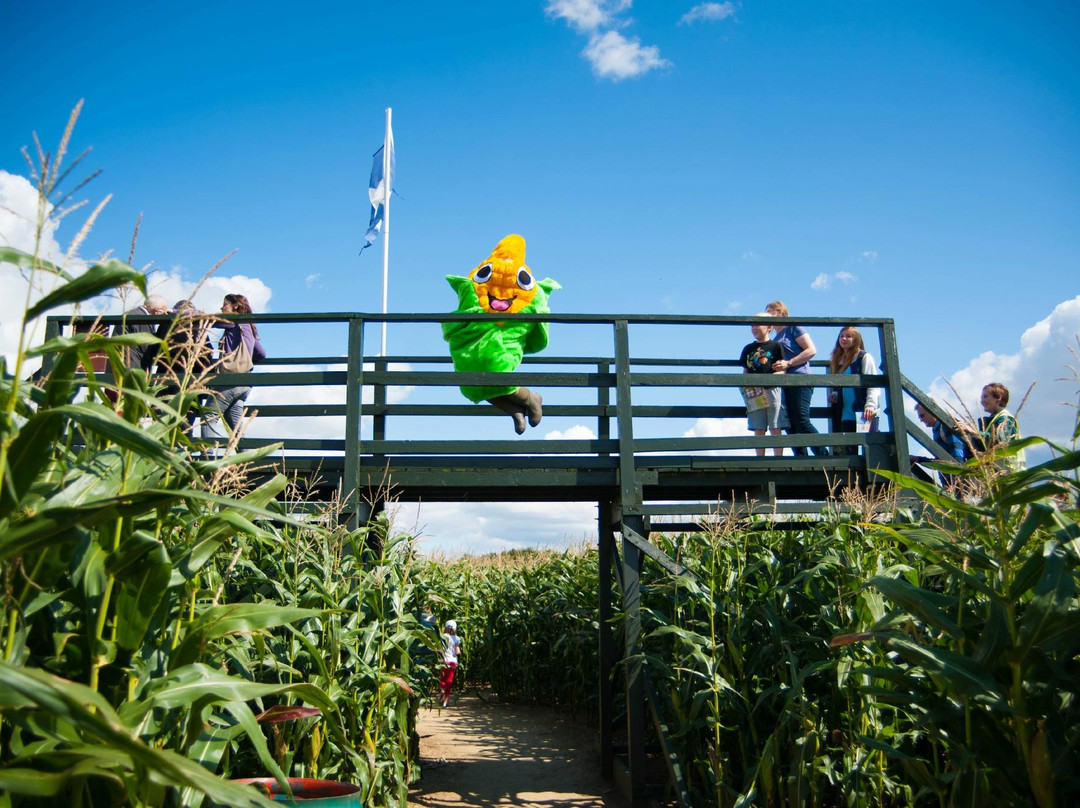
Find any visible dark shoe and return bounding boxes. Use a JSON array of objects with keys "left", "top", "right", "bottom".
[
  {"left": 510, "top": 387, "right": 543, "bottom": 427},
  {"left": 487, "top": 395, "right": 527, "bottom": 435}
]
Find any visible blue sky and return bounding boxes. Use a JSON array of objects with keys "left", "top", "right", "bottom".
[{"left": 2, "top": 1, "right": 1079, "bottom": 554}]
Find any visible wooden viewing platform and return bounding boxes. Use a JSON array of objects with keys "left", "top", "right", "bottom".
[{"left": 50, "top": 311, "right": 957, "bottom": 807}]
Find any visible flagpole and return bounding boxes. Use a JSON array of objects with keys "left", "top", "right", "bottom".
[{"left": 380, "top": 107, "right": 392, "bottom": 357}]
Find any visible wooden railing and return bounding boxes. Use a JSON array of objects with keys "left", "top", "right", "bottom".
[{"left": 48, "top": 311, "right": 959, "bottom": 522}]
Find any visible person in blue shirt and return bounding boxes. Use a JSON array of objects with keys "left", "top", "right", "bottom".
[
  {"left": 765, "top": 300, "right": 831, "bottom": 457},
  {"left": 915, "top": 403, "right": 966, "bottom": 462}
]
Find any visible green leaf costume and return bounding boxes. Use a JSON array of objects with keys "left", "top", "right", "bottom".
[{"left": 441, "top": 275, "right": 561, "bottom": 403}]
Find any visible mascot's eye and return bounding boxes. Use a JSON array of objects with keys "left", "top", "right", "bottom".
[
  {"left": 516, "top": 267, "right": 535, "bottom": 291},
  {"left": 473, "top": 264, "right": 493, "bottom": 283}
]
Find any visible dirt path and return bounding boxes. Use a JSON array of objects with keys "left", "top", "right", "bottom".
[{"left": 407, "top": 691, "right": 629, "bottom": 808}]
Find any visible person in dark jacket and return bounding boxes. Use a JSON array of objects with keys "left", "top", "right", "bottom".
[{"left": 117, "top": 294, "right": 170, "bottom": 371}]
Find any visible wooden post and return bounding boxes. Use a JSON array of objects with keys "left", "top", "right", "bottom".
[
  {"left": 344, "top": 317, "right": 365, "bottom": 529},
  {"left": 598, "top": 499, "right": 616, "bottom": 779},
  {"left": 879, "top": 320, "right": 910, "bottom": 474}
]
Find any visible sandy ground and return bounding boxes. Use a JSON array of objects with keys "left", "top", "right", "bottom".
[{"left": 407, "top": 691, "right": 629, "bottom": 808}]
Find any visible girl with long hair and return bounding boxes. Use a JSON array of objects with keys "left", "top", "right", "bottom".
[
  {"left": 827, "top": 326, "right": 883, "bottom": 455},
  {"left": 202, "top": 293, "right": 266, "bottom": 443}
]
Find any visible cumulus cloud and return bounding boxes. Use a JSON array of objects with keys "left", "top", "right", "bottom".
[
  {"left": 682, "top": 416, "right": 757, "bottom": 456},
  {"left": 0, "top": 171, "right": 93, "bottom": 366},
  {"left": 860, "top": 250, "right": 878, "bottom": 262},
  {"left": 810, "top": 270, "right": 857, "bottom": 291},
  {"left": 146, "top": 268, "right": 273, "bottom": 315},
  {"left": 545, "top": 0, "right": 631, "bottom": 32},
  {"left": 546, "top": 1, "right": 669, "bottom": 80},
  {"left": 927, "top": 295, "right": 1080, "bottom": 453},
  {"left": 583, "top": 30, "right": 670, "bottom": 80},
  {"left": 0, "top": 169, "right": 275, "bottom": 375},
  {"left": 680, "top": 2, "right": 737, "bottom": 25},
  {"left": 305, "top": 273, "right": 321, "bottom": 289},
  {"left": 544, "top": 424, "right": 598, "bottom": 440}
]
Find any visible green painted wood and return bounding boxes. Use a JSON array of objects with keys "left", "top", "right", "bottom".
[
  {"left": 879, "top": 321, "right": 911, "bottom": 473},
  {"left": 344, "top": 319, "right": 364, "bottom": 529},
  {"left": 363, "top": 438, "right": 619, "bottom": 454},
  {"left": 598, "top": 500, "right": 616, "bottom": 780},
  {"left": 619, "top": 522, "right": 688, "bottom": 578},
  {"left": 257, "top": 356, "right": 346, "bottom": 365},
  {"left": 907, "top": 416, "right": 956, "bottom": 462},
  {"left": 249, "top": 405, "right": 347, "bottom": 417},
  {"left": 209, "top": 370, "right": 349, "bottom": 386},
  {"left": 614, "top": 321, "right": 642, "bottom": 511},
  {"left": 901, "top": 372, "right": 961, "bottom": 430},
  {"left": 62, "top": 311, "right": 894, "bottom": 327},
  {"left": 362, "top": 370, "right": 612, "bottom": 387}
]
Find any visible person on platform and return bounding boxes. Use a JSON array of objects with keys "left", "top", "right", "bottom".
[
  {"left": 765, "top": 301, "right": 831, "bottom": 457},
  {"left": 738, "top": 316, "right": 789, "bottom": 457},
  {"left": 118, "top": 294, "right": 170, "bottom": 371},
  {"left": 826, "top": 326, "right": 883, "bottom": 455},
  {"left": 915, "top": 402, "right": 966, "bottom": 462}
]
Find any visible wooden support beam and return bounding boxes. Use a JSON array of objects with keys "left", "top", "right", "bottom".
[{"left": 598, "top": 500, "right": 616, "bottom": 780}]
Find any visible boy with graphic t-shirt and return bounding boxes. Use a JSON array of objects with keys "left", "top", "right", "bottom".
[{"left": 738, "top": 318, "right": 789, "bottom": 457}]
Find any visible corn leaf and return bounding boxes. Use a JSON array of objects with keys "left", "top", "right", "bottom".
[{"left": 26, "top": 260, "right": 145, "bottom": 321}]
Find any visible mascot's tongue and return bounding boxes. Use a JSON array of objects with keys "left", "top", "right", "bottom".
[{"left": 489, "top": 297, "right": 511, "bottom": 312}]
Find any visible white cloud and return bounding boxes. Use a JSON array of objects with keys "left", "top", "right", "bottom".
[
  {"left": 583, "top": 30, "right": 670, "bottom": 80},
  {"left": 1, "top": 171, "right": 94, "bottom": 369},
  {"left": 928, "top": 295, "right": 1080, "bottom": 452},
  {"left": 741, "top": 250, "right": 761, "bottom": 262},
  {"left": 544, "top": 424, "right": 598, "bottom": 440},
  {"left": 305, "top": 273, "right": 321, "bottom": 289},
  {"left": 0, "top": 170, "right": 276, "bottom": 375},
  {"left": 680, "top": 2, "right": 737, "bottom": 25},
  {"left": 860, "top": 250, "right": 878, "bottom": 262},
  {"left": 682, "top": 416, "right": 757, "bottom": 456},
  {"left": 145, "top": 268, "right": 273, "bottom": 315},
  {"left": 545, "top": 0, "right": 631, "bottom": 33},
  {"left": 547, "top": 1, "right": 668, "bottom": 80},
  {"left": 810, "top": 270, "right": 858, "bottom": 291}
]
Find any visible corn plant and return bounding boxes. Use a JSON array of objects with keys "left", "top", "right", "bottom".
[
  {"left": 414, "top": 547, "right": 600, "bottom": 709},
  {"left": 0, "top": 110, "right": 431, "bottom": 806},
  {"left": 835, "top": 434, "right": 1080, "bottom": 807}
]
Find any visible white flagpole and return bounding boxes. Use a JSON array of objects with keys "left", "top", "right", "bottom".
[{"left": 380, "top": 107, "right": 392, "bottom": 357}]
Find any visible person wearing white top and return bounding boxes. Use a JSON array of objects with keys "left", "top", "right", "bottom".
[{"left": 439, "top": 620, "right": 462, "bottom": 708}]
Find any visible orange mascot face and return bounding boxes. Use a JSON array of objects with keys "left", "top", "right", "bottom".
[{"left": 467, "top": 234, "right": 537, "bottom": 314}]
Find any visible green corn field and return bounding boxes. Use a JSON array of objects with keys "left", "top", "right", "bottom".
[{"left": 3, "top": 111, "right": 1079, "bottom": 808}]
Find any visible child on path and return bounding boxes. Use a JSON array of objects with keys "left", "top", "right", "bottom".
[
  {"left": 738, "top": 317, "right": 789, "bottom": 457},
  {"left": 440, "top": 620, "right": 462, "bottom": 708}
]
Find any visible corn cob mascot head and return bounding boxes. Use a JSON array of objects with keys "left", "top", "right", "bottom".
[{"left": 441, "top": 234, "right": 560, "bottom": 435}]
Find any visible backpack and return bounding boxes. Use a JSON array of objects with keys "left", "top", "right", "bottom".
[{"left": 220, "top": 336, "right": 253, "bottom": 374}]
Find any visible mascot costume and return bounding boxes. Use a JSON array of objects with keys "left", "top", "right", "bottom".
[{"left": 442, "top": 234, "right": 560, "bottom": 434}]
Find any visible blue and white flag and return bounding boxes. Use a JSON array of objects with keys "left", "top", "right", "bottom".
[{"left": 361, "top": 126, "right": 395, "bottom": 252}]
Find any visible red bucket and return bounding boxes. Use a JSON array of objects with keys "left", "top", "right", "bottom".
[{"left": 232, "top": 778, "right": 363, "bottom": 805}]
